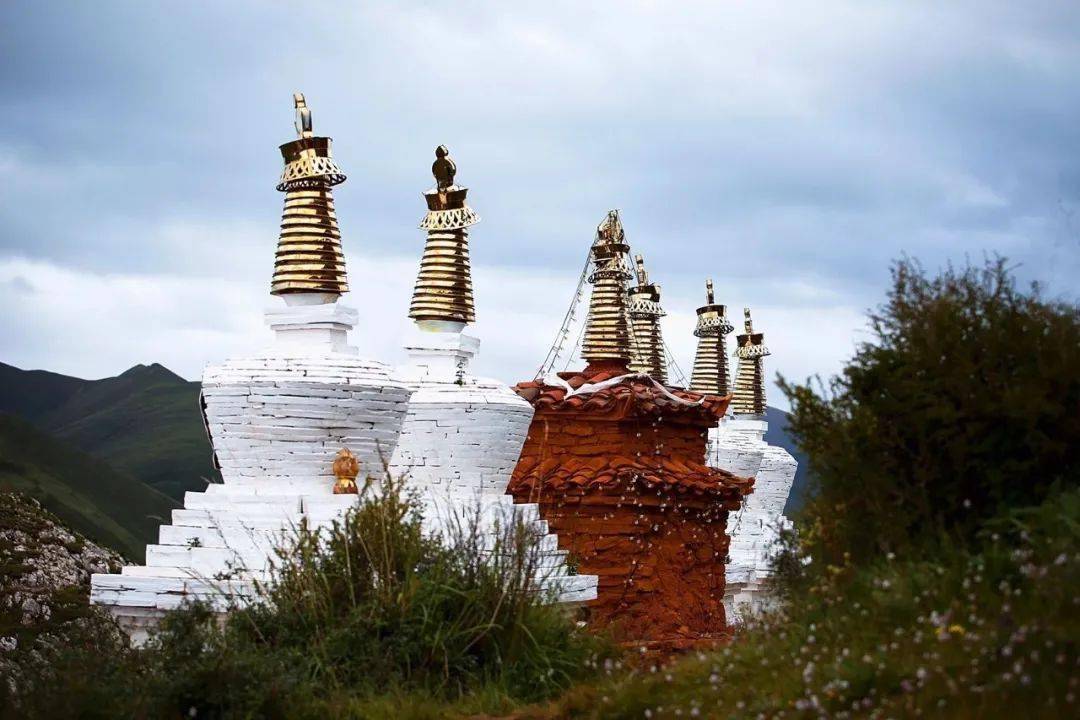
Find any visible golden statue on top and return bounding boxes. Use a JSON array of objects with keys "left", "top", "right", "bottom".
[
  {"left": 432, "top": 144, "right": 456, "bottom": 189},
  {"left": 596, "top": 209, "right": 626, "bottom": 244}
]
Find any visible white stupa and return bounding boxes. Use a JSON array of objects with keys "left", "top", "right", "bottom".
[
  {"left": 706, "top": 309, "right": 798, "bottom": 618},
  {"left": 386, "top": 147, "right": 597, "bottom": 603},
  {"left": 91, "top": 95, "right": 412, "bottom": 641}
]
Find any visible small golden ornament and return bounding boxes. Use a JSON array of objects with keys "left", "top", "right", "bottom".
[{"left": 332, "top": 448, "right": 360, "bottom": 495}]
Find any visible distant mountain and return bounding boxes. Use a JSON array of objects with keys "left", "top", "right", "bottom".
[
  {"left": 0, "top": 362, "right": 218, "bottom": 500},
  {"left": 0, "top": 414, "right": 177, "bottom": 560},
  {"left": 763, "top": 406, "right": 810, "bottom": 515}
]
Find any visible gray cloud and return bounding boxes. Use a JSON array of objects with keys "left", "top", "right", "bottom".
[{"left": 1, "top": 1, "right": 1078, "bottom": 401}]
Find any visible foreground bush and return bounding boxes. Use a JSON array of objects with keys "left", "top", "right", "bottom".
[
  {"left": 779, "top": 257, "right": 1080, "bottom": 567},
  {"left": 542, "top": 489, "right": 1080, "bottom": 719},
  {"left": 8, "top": 479, "right": 609, "bottom": 719}
]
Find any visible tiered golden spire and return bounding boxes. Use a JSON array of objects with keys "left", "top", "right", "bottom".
[
  {"left": 581, "top": 210, "right": 634, "bottom": 369},
  {"left": 271, "top": 93, "right": 349, "bottom": 296},
  {"left": 409, "top": 146, "right": 480, "bottom": 326},
  {"left": 731, "top": 308, "right": 771, "bottom": 416},
  {"left": 626, "top": 254, "right": 668, "bottom": 383},
  {"left": 688, "top": 279, "right": 735, "bottom": 396}
]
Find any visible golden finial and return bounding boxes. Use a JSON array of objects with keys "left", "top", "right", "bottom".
[
  {"left": 432, "top": 144, "right": 456, "bottom": 189},
  {"left": 688, "top": 278, "right": 735, "bottom": 396},
  {"left": 627, "top": 252, "right": 667, "bottom": 382},
  {"left": 332, "top": 448, "right": 360, "bottom": 494},
  {"left": 293, "top": 92, "right": 313, "bottom": 138},
  {"left": 596, "top": 210, "right": 626, "bottom": 244},
  {"left": 411, "top": 146, "right": 479, "bottom": 326},
  {"left": 731, "top": 307, "right": 771, "bottom": 416},
  {"left": 582, "top": 210, "right": 634, "bottom": 369},
  {"left": 633, "top": 254, "right": 649, "bottom": 286},
  {"left": 270, "top": 93, "right": 349, "bottom": 297}
]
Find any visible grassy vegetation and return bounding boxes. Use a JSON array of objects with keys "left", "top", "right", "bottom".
[
  {"left": 4, "top": 479, "right": 610, "bottom": 719},
  {"left": 0, "top": 361, "right": 218, "bottom": 500},
  {"left": 777, "top": 257, "right": 1079, "bottom": 568},
  {"left": 531, "top": 491, "right": 1080, "bottom": 719},
  {"left": 0, "top": 413, "right": 177, "bottom": 559}
]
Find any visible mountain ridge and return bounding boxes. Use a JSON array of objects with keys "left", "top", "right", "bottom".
[{"left": 0, "top": 361, "right": 218, "bottom": 500}]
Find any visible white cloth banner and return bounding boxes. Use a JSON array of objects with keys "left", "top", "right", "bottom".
[{"left": 541, "top": 372, "right": 705, "bottom": 407}]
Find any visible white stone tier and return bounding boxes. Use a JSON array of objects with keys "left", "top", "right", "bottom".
[
  {"left": 90, "top": 490, "right": 596, "bottom": 644},
  {"left": 91, "top": 298, "right": 416, "bottom": 640},
  {"left": 202, "top": 355, "right": 410, "bottom": 483},
  {"left": 707, "top": 416, "right": 798, "bottom": 620},
  {"left": 387, "top": 327, "right": 598, "bottom": 604}
]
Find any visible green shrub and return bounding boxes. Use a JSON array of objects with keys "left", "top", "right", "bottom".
[
  {"left": 545, "top": 489, "right": 1080, "bottom": 719},
  {"left": 779, "top": 257, "right": 1080, "bottom": 567},
  {"left": 234, "top": 477, "right": 606, "bottom": 701},
  {"left": 7, "top": 478, "right": 609, "bottom": 718}
]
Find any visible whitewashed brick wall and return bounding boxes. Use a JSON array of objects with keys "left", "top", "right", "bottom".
[
  {"left": 387, "top": 330, "right": 598, "bottom": 604},
  {"left": 707, "top": 417, "right": 798, "bottom": 620},
  {"left": 91, "top": 344, "right": 414, "bottom": 641}
]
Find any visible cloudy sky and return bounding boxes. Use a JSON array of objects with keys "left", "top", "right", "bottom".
[{"left": 2, "top": 1, "right": 1078, "bottom": 408}]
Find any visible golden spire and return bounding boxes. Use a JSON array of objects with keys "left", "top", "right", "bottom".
[
  {"left": 626, "top": 253, "right": 668, "bottom": 382},
  {"left": 731, "top": 308, "right": 771, "bottom": 416},
  {"left": 581, "top": 210, "right": 634, "bottom": 369},
  {"left": 688, "top": 279, "right": 735, "bottom": 396},
  {"left": 271, "top": 93, "right": 349, "bottom": 297},
  {"left": 409, "top": 145, "right": 480, "bottom": 326}
]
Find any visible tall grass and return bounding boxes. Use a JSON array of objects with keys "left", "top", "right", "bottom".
[
  {"left": 238, "top": 477, "right": 603, "bottom": 699},
  {"left": 6, "top": 477, "right": 610, "bottom": 719}
]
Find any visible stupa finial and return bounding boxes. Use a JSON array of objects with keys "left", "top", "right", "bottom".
[
  {"left": 293, "top": 92, "right": 313, "bottom": 138},
  {"left": 410, "top": 145, "right": 479, "bottom": 327},
  {"left": 627, "top": 252, "right": 667, "bottom": 382},
  {"left": 633, "top": 254, "right": 649, "bottom": 286},
  {"left": 731, "top": 307, "right": 771, "bottom": 416},
  {"left": 432, "top": 144, "right": 456, "bottom": 189},
  {"left": 688, "top": 278, "right": 735, "bottom": 396},
  {"left": 270, "top": 93, "right": 349, "bottom": 297},
  {"left": 581, "top": 210, "right": 634, "bottom": 370}
]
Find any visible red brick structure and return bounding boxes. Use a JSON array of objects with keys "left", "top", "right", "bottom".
[{"left": 509, "top": 363, "right": 752, "bottom": 647}]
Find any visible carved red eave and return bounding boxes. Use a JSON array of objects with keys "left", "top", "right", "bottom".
[{"left": 510, "top": 454, "right": 751, "bottom": 509}]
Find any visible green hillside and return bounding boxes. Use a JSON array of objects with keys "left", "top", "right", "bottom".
[
  {"left": 0, "top": 414, "right": 177, "bottom": 560},
  {"left": 0, "top": 362, "right": 218, "bottom": 500}
]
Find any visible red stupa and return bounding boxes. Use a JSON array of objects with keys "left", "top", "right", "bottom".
[{"left": 508, "top": 211, "right": 753, "bottom": 649}]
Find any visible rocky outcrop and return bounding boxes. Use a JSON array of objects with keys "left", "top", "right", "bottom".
[{"left": 0, "top": 493, "right": 123, "bottom": 699}]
